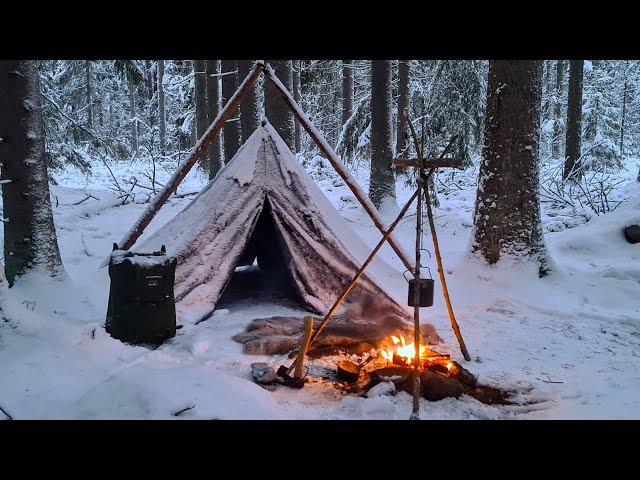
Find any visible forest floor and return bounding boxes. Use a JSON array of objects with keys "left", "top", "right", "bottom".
[{"left": 1, "top": 154, "right": 639, "bottom": 420}]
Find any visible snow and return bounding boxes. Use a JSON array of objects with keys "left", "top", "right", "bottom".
[{"left": 1, "top": 146, "right": 639, "bottom": 420}]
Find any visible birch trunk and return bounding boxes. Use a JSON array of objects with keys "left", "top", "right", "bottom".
[{"left": 206, "top": 59, "right": 223, "bottom": 178}]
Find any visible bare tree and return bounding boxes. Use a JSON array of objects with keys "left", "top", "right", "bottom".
[
  {"left": 564, "top": 60, "right": 584, "bottom": 181},
  {"left": 206, "top": 59, "right": 223, "bottom": 178},
  {"left": 369, "top": 60, "right": 396, "bottom": 209},
  {"left": 238, "top": 60, "right": 261, "bottom": 143},
  {"left": 472, "top": 60, "right": 550, "bottom": 276},
  {"left": 0, "top": 60, "right": 64, "bottom": 286},
  {"left": 264, "top": 60, "right": 295, "bottom": 149},
  {"left": 221, "top": 60, "right": 241, "bottom": 162}
]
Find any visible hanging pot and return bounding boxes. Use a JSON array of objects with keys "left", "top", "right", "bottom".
[{"left": 404, "top": 267, "right": 434, "bottom": 307}]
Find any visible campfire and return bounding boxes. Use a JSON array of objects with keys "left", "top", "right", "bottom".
[{"left": 379, "top": 334, "right": 454, "bottom": 372}]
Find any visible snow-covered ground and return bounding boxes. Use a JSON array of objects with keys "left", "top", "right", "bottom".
[{"left": 1, "top": 155, "right": 639, "bottom": 420}]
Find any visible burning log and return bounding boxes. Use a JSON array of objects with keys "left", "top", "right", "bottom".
[{"left": 370, "top": 366, "right": 464, "bottom": 402}]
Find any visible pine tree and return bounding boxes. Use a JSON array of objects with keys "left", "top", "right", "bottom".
[
  {"left": 85, "top": 61, "right": 93, "bottom": 129},
  {"left": 0, "top": 60, "right": 64, "bottom": 286},
  {"left": 264, "top": 60, "right": 295, "bottom": 149},
  {"left": 158, "top": 60, "right": 167, "bottom": 156},
  {"left": 552, "top": 60, "right": 565, "bottom": 158},
  {"left": 293, "top": 60, "right": 302, "bottom": 153},
  {"left": 396, "top": 60, "right": 409, "bottom": 155},
  {"left": 369, "top": 60, "right": 396, "bottom": 209},
  {"left": 238, "top": 60, "right": 261, "bottom": 143},
  {"left": 342, "top": 60, "right": 354, "bottom": 126},
  {"left": 221, "top": 60, "right": 241, "bottom": 162},
  {"left": 472, "top": 60, "right": 549, "bottom": 276},
  {"left": 582, "top": 61, "right": 622, "bottom": 169},
  {"left": 564, "top": 60, "right": 584, "bottom": 180}
]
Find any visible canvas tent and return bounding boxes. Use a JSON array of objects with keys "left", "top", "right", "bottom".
[{"left": 138, "top": 123, "right": 412, "bottom": 323}]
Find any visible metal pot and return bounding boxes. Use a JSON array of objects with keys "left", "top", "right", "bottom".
[{"left": 407, "top": 278, "right": 434, "bottom": 307}]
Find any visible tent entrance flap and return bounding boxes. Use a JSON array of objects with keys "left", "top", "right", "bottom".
[{"left": 217, "top": 198, "right": 303, "bottom": 308}]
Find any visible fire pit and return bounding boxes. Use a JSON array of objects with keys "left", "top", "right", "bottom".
[{"left": 334, "top": 332, "right": 513, "bottom": 405}]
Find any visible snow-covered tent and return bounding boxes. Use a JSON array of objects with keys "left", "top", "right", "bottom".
[{"left": 138, "top": 123, "right": 411, "bottom": 322}]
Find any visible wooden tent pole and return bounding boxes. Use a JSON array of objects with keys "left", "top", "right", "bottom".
[
  {"left": 422, "top": 184, "right": 471, "bottom": 361},
  {"left": 286, "top": 187, "right": 419, "bottom": 375},
  {"left": 263, "top": 64, "right": 416, "bottom": 275},
  {"left": 403, "top": 112, "right": 471, "bottom": 362},
  {"left": 410, "top": 176, "right": 423, "bottom": 420},
  {"left": 114, "top": 61, "right": 264, "bottom": 252}
]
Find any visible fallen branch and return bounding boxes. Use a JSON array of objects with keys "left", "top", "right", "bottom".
[{"left": 119, "top": 177, "right": 138, "bottom": 206}]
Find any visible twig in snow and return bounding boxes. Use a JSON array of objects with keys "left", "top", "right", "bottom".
[
  {"left": 69, "top": 193, "right": 99, "bottom": 206},
  {"left": 536, "top": 375, "right": 564, "bottom": 384},
  {"left": 21, "top": 300, "right": 36, "bottom": 311},
  {"left": 172, "top": 405, "right": 195, "bottom": 417},
  {"left": 0, "top": 404, "right": 13, "bottom": 420}
]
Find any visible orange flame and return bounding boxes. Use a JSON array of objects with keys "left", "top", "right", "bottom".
[
  {"left": 380, "top": 334, "right": 455, "bottom": 372},
  {"left": 380, "top": 334, "right": 429, "bottom": 366}
]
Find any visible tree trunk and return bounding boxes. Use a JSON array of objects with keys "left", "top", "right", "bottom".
[
  {"left": 472, "top": 60, "right": 549, "bottom": 276},
  {"left": 145, "top": 59, "right": 155, "bottom": 97},
  {"left": 206, "top": 59, "right": 223, "bottom": 178},
  {"left": 396, "top": 60, "right": 410, "bottom": 155},
  {"left": 221, "top": 60, "right": 241, "bottom": 162},
  {"left": 128, "top": 68, "right": 138, "bottom": 154},
  {"left": 342, "top": 60, "right": 354, "bottom": 126},
  {"left": 158, "top": 60, "right": 166, "bottom": 156},
  {"left": 0, "top": 60, "right": 64, "bottom": 286},
  {"left": 564, "top": 60, "right": 584, "bottom": 181},
  {"left": 193, "top": 60, "right": 209, "bottom": 173},
  {"left": 620, "top": 60, "right": 628, "bottom": 156},
  {"left": 552, "top": 60, "right": 564, "bottom": 157},
  {"left": 369, "top": 60, "right": 397, "bottom": 209},
  {"left": 293, "top": 60, "right": 302, "bottom": 153},
  {"left": 238, "top": 60, "right": 261, "bottom": 144},
  {"left": 264, "top": 60, "right": 295, "bottom": 150},
  {"left": 543, "top": 60, "right": 553, "bottom": 118},
  {"left": 85, "top": 60, "right": 93, "bottom": 129}
]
